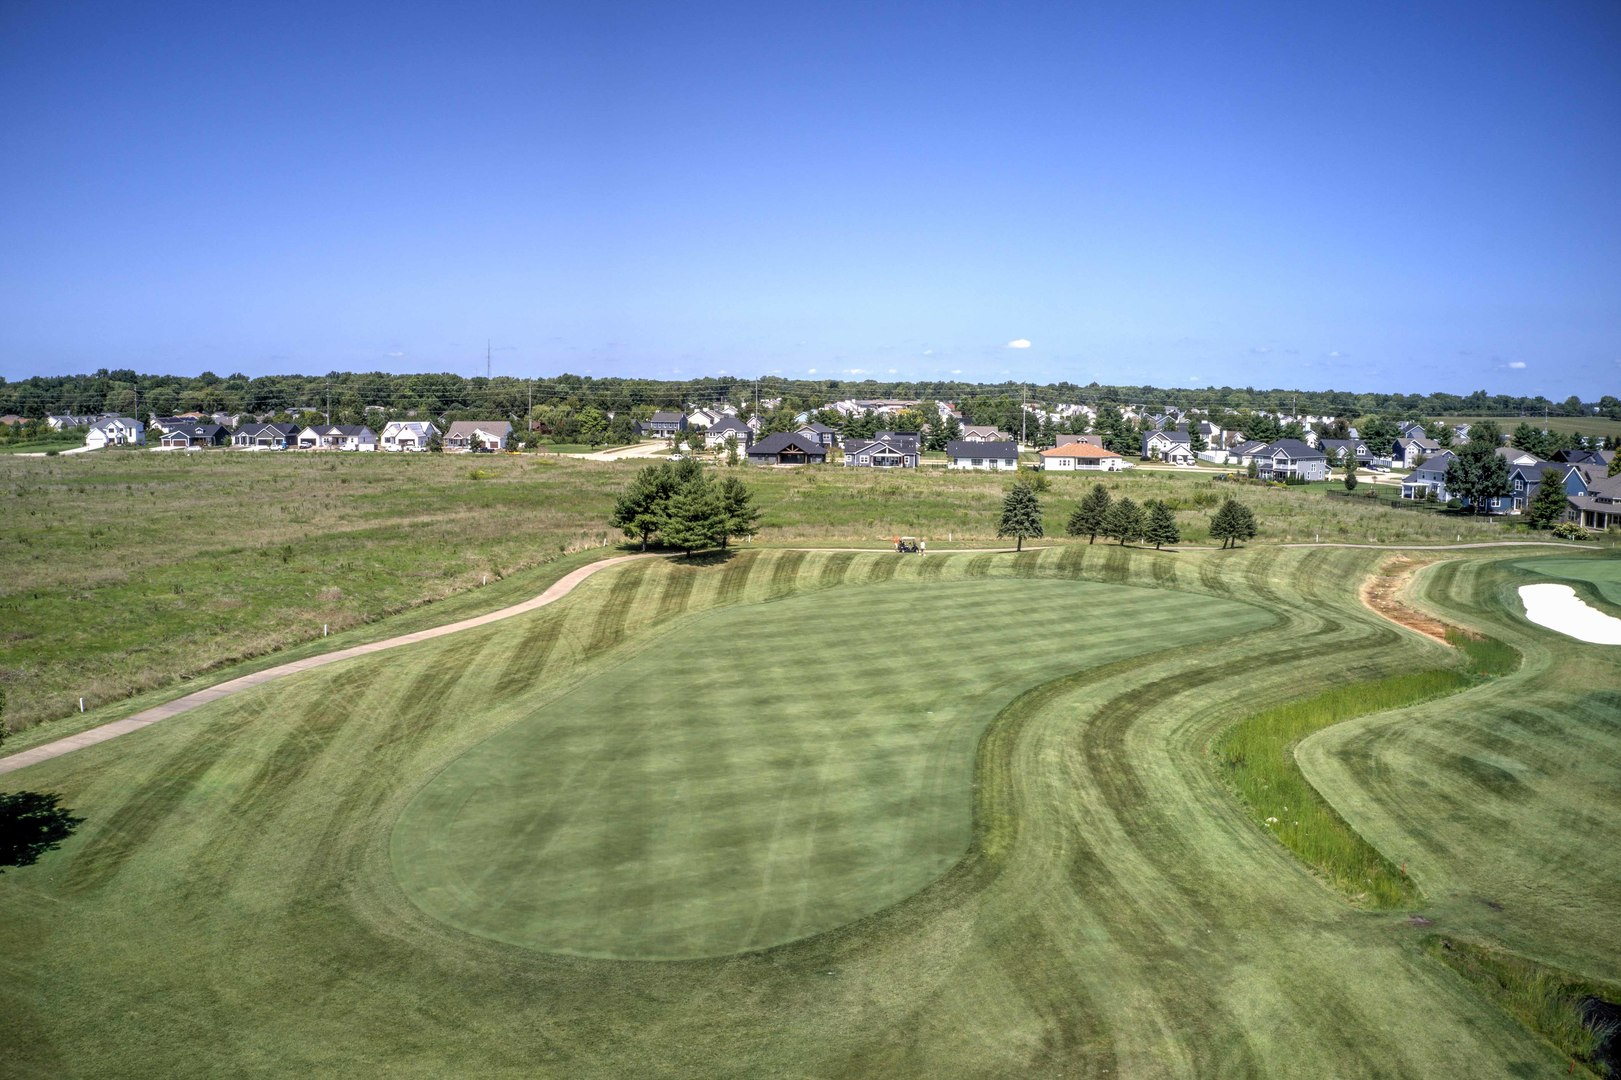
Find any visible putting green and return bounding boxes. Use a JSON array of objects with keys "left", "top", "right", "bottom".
[{"left": 392, "top": 575, "right": 1274, "bottom": 959}]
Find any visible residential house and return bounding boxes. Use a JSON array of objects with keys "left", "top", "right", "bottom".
[
  {"left": 380, "top": 420, "right": 438, "bottom": 452},
  {"left": 148, "top": 416, "right": 191, "bottom": 436},
  {"left": 794, "top": 422, "right": 838, "bottom": 448},
  {"left": 1554, "top": 448, "right": 1613, "bottom": 468},
  {"left": 1228, "top": 440, "right": 1269, "bottom": 467},
  {"left": 1254, "top": 439, "right": 1327, "bottom": 482},
  {"left": 1397, "top": 421, "right": 1429, "bottom": 440},
  {"left": 686, "top": 408, "right": 721, "bottom": 430},
  {"left": 297, "top": 424, "right": 378, "bottom": 451},
  {"left": 1141, "top": 428, "right": 1195, "bottom": 465},
  {"left": 1038, "top": 443, "right": 1131, "bottom": 472},
  {"left": 639, "top": 411, "right": 688, "bottom": 438},
  {"left": 745, "top": 432, "right": 827, "bottom": 466},
  {"left": 842, "top": 432, "right": 920, "bottom": 468},
  {"left": 84, "top": 417, "right": 145, "bottom": 448},
  {"left": 444, "top": 420, "right": 512, "bottom": 452},
  {"left": 159, "top": 422, "right": 230, "bottom": 449},
  {"left": 47, "top": 414, "right": 95, "bottom": 430},
  {"left": 945, "top": 440, "right": 1018, "bottom": 470},
  {"left": 1400, "top": 450, "right": 1456, "bottom": 501},
  {"left": 1392, "top": 436, "right": 1441, "bottom": 469},
  {"left": 704, "top": 415, "right": 755, "bottom": 450},
  {"left": 1568, "top": 470, "right": 1621, "bottom": 531},
  {"left": 1319, "top": 438, "right": 1371, "bottom": 466},
  {"left": 960, "top": 424, "right": 1012, "bottom": 443},
  {"left": 233, "top": 422, "right": 299, "bottom": 450}
]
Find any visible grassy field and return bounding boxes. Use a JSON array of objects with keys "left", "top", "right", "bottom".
[
  {"left": 8, "top": 451, "right": 1597, "bottom": 738},
  {"left": 1433, "top": 414, "right": 1621, "bottom": 440},
  {"left": 3, "top": 545, "right": 1618, "bottom": 1077}
]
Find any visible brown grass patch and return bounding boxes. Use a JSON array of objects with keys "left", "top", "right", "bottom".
[{"left": 1360, "top": 556, "right": 1453, "bottom": 644}]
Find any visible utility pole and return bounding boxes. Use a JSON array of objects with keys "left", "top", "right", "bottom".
[
  {"left": 1021, "top": 385, "right": 1028, "bottom": 445},
  {"left": 486, "top": 339, "right": 492, "bottom": 380}
]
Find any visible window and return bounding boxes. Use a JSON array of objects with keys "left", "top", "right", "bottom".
[{"left": 972, "top": 458, "right": 983, "bottom": 467}]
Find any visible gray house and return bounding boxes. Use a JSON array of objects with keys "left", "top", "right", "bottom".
[
  {"left": 1254, "top": 439, "right": 1327, "bottom": 481},
  {"left": 704, "top": 415, "right": 755, "bottom": 449},
  {"left": 640, "top": 411, "right": 688, "bottom": 438},
  {"left": 746, "top": 432, "right": 827, "bottom": 465},
  {"left": 1319, "top": 438, "right": 1371, "bottom": 466},
  {"left": 843, "top": 432, "right": 920, "bottom": 468},
  {"left": 945, "top": 440, "right": 1018, "bottom": 470},
  {"left": 1400, "top": 450, "right": 1456, "bottom": 500},
  {"left": 1392, "top": 436, "right": 1441, "bottom": 469},
  {"left": 794, "top": 422, "right": 839, "bottom": 447}
]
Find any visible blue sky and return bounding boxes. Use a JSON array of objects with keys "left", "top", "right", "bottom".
[{"left": 2, "top": 0, "right": 1617, "bottom": 398}]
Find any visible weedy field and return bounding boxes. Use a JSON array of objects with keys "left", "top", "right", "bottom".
[
  {"left": 2, "top": 543, "right": 1617, "bottom": 1077},
  {"left": 2, "top": 449, "right": 1575, "bottom": 736}
]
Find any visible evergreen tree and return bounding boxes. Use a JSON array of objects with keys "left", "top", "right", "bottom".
[
  {"left": 716, "top": 474, "right": 761, "bottom": 548},
  {"left": 1210, "top": 497, "right": 1257, "bottom": 548},
  {"left": 660, "top": 476, "right": 726, "bottom": 556},
  {"left": 997, "top": 481, "right": 1044, "bottom": 552},
  {"left": 1510, "top": 421, "right": 1547, "bottom": 459},
  {"left": 1188, "top": 424, "right": 1207, "bottom": 453},
  {"left": 1524, "top": 470, "right": 1571, "bottom": 529},
  {"left": 1444, "top": 440, "right": 1512, "bottom": 514},
  {"left": 610, "top": 462, "right": 678, "bottom": 550},
  {"left": 1343, "top": 452, "right": 1359, "bottom": 491},
  {"left": 1143, "top": 500, "right": 1180, "bottom": 550},
  {"left": 1067, "top": 483, "right": 1112, "bottom": 544},
  {"left": 1233, "top": 501, "right": 1258, "bottom": 545},
  {"left": 1102, "top": 496, "right": 1144, "bottom": 545}
]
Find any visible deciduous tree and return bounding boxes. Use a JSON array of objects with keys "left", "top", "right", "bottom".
[{"left": 1444, "top": 441, "right": 1512, "bottom": 515}]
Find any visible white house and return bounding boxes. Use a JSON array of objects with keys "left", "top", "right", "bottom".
[
  {"left": 297, "top": 424, "right": 377, "bottom": 451},
  {"left": 1141, "top": 429, "right": 1195, "bottom": 464},
  {"left": 704, "top": 415, "right": 755, "bottom": 449},
  {"left": 444, "top": 420, "right": 512, "bottom": 452},
  {"left": 380, "top": 420, "right": 438, "bottom": 452},
  {"left": 84, "top": 417, "right": 145, "bottom": 448},
  {"left": 945, "top": 440, "right": 1018, "bottom": 470},
  {"left": 1038, "top": 443, "right": 1131, "bottom": 472}
]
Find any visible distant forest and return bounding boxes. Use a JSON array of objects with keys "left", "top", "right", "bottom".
[{"left": 2, "top": 369, "right": 1615, "bottom": 427}]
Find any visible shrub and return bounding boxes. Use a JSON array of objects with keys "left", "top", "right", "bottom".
[{"left": 1551, "top": 521, "right": 1592, "bottom": 541}]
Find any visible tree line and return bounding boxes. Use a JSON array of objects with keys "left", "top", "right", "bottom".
[
  {"left": 610, "top": 460, "right": 761, "bottom": 556},
  {"left": 996, "top": 479, "right": 1256, "bottom": 551}
]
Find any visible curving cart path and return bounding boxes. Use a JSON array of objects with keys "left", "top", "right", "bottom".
[{"left": 0, "top": 553, "right": 657, "bottom": 776}]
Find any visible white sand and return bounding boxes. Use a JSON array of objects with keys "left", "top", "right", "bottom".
[{"left": 1517, "top": 584, "right": 1621, "bottom": 645}]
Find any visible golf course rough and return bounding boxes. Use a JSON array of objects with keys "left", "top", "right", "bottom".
[
  {"left": 3, "top": 545, "right": 1617, "bottom": 1078},
  {"left": 392, "top": 576, "right": 1276, "bottom": 959}
]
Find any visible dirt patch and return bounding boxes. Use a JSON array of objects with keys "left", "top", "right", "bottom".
[{"left": 1360, "top": 557, "right": 1453, "bottom": 645}]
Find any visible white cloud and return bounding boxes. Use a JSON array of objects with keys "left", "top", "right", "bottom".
[
  {"left": 1005, "top": 338, "right": 1032, "bottom": 349},
  {"left": 1249, "top": 347, "right": 1272, "bottom": 355},
  {"left": 1508, "top": 361, "right": 1527, "bottom": 369},
  {"left": 887, "top": 368, "right": 898, "bottom": 374},
  {"left": 388, "top": 350, "right": 405, "bottom": 357},
  {"left": 922, "top": 348, "right": 934, "bottom": 356},
  {"left": 951, "top": 369, "right": 962, "bottom": 375},
  {"left": 844, "top": 368, "right": 866, "bottom": 375},
  {"left": 1326, "top": 350, "right": 1347, "bottom": 358},
  {"left": 806, "top": 368, "right": 818, "bottom": 375}
]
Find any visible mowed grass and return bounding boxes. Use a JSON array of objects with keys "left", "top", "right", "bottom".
[
  {"left": 3, "top": 544, "right": 1613, "bottom": 1077},
  {"left": 395, "top": 576, "right": 1273, "bottom": 959},
  {"left": 5, "top": 450, "right": 1572, "bottom": 739},
  {"left": 1435, "top": 414, "right": 1621, "bottom": 440}
]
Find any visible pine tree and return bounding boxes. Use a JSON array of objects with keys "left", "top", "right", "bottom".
[
  {"left": 1524, "top": 470, "right": 1571, "bottom": 530},
  {"left": 1067, "top": 483, "right": 1112, "bottom": 544},
  {"left": 997, "top": 481, "right": 1044, "bottom": 552},
  {"left": 1143, "top": 500, "right": 1180, "bottom": 550},
  {"left": 1210, "top": 497, "right": 1256, "bottom": 549},
  {"left": 1343, "top": 451, "right": 1359, "bottom": 492},
  {"left": 716, "top": 474, "right": 761, "bottom": 548},
  {"left": 659, "top": 476, "right": 726, "bottom": 557},
  {"left": 1233, "top": 501, "right": 1258, "bottom": 545},
  {"left": 1102, "top": 496, "right": 1144, "bottom": 546},
  {"left": 610, "top": 462, "right": 677, "bottom": 550}
]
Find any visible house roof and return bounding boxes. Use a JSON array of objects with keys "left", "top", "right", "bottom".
[
  {"left": 1040, "top": 443, "right": 1122, "bottom": 459},
  {"left": 1395, "top": 436, "right": 1441, "bottom": 451},
  {"left": 946, "top": 440, "right": 1018, "bottom": 458},
  {"left": 961, "top": 424, "right": 1009, "bottom": 438},
  {"left": 844, "top": 436, "right": 913, "bottom": 457},
  {"left": 649, "top": 411, "right": 685, "bottom": 424},
  {"left": 798, "top": 421, "right": 836, "bottom": 435},
  {"left": 1319, "top": 438, "right": 1366, "bottom": 455},
  {"left": 1230, "top": 440, "right": 1268, "bottom": 455},
  {"left": 746, "top": 432, "right": 825, "bottom": 457},
  {"left": 709, "top": 416, "right": 752, "bottom": 434},
  {"left": 1264, "top": 439, "right": 1325, "bottom": 461},
  {"left": 446, "top": 420, "right": 512, "bottom": 439},
  {"left": 1406, "top": 450, "right": 1456, "bottom": 475}
]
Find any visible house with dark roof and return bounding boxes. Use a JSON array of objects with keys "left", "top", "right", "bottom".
[
  {"left": 1253, "top": 439, "right": 1327, "bottom": 481},
  {"left": 639, "top": 411, "right": 688, "bottom": 438},
  {"left": 842, "top": 432, "right": 919, "bottom": 468},
  {"left": 1397, "top": 421, "right": 1429, "bottom": 440},
  {"left": 1319, "top": 438, "right": 1371, "bottom": 466},
  {"left": 1569, "top": 470, "right": 1621, "bottom": 531},
  {"left": 233, "top": 422, "right": 300, "bottom": 450},
  {"left": 703, "top": 415, "right": 754, "bottom": 449},
  {"left": 1392, "top": 436, "right": 1441, "bottom": 469},
  {"left": 745, "top": 432, "right": 827, "bottom": 465},
  {"left": 1227, "top": 440, "right": 1269, "bottom": 466},
  {"left": 380, "top": 420, "right": 438, "bottom": 451},
  {"left": 444, "top": 420, "right": 511, "bottom": 452},
  {"left": 84, "top": 417, "right": 144, "bottom": 448},
  {"left": 1401, "top": 451, "right": 1456, "bottom": 501},
  {"left": 945, "top": 440, "right": 1018, "bottom": 470},
  {"left": 1141, "top": 428, "right": 1194, "bottom": 464},
  {"left": 794, "top": 422, "right": 839, "bottom": 447},
  {"left": 159, "top": 422, "right": 230, "bottom": 449}
]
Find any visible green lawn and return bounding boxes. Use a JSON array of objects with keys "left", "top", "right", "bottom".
[
  {"left": 4, "top": 545, "right": 1617, "bottom": 1077},
  {"left": 1434, "top": 414, "right": 1621, "bottom": 440},
  {"left": 394, "top": 576, "right": 1273, "bottom": 960}
]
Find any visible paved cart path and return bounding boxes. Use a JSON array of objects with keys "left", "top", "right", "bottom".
[{"left": 0, "top": 553, "right": 658, "bottom": 776}]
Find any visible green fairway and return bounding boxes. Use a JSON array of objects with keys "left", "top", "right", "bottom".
[
  {"left": 394, "top": 577, "right": 1273, "bottom": 959},
  {"left": 3, "top": 546, "right": 1617, "bottom": 1077}
]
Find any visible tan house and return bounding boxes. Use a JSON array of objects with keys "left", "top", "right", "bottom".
[{"left": 445, "top": 420, "right": 513, "bottom": 452}]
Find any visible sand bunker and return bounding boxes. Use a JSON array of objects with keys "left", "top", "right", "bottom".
[{"left": 1518, "top": 584, "right": 1621, "bottom": 645}]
